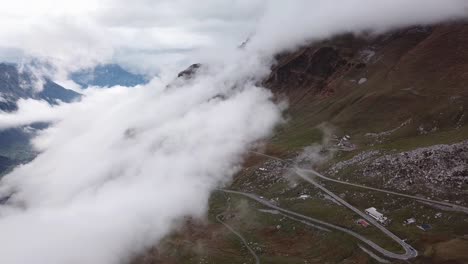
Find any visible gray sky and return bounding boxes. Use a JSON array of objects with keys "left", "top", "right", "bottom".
[
  {"left": 0, "top": 0, "right": 467, "bottom": 76},
  {"left": 0, "top": 0, "right": 266, "bottom": 74}
]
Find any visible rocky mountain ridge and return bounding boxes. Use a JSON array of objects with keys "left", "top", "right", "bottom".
[{"left": 0, "top": 63, "right": 81, "bottom": 112}]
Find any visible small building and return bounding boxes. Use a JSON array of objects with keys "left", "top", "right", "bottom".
[
  {"left": 365, "top": 207, "right": 388, "bottom": 224},
  {"left": 404, "top": 218, "right": 416, "bottom": 225},
  {"left": 358, "top": 78, "right": 368, "bottom": 85},
  {"left": 258, "top": 167, "right": 267, "bottom": 172},
  {"left": 417, "top": 224, "right": 432, "bottom": 231},
  {"left": 357, "top": 219, "right": 370, "bottom": 228}
]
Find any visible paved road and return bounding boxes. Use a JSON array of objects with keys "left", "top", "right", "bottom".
[
  {"left": 358, "top": 244, "right": 391, "bottom": 263},
  {"left": 251, "top": 151, "right": 468, "bottom": 214},
  {"left": 222, "top": 189, "right": 415, "bottom": 260},
  {"left": 260, "top": 209, "right": 331, "bottom": 232},
  {"left": 248, "top": 151, "right": 422, "bottom": 259},
  {"left": 294, "top": 168, "right": 418, "bottom": 259},
  {"left": 303, "top": 168, "right": 468, "bottom": 214}
]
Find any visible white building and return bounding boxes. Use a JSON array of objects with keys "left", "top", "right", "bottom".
[{"left": 365, "top": 207, "right": 388, "bottom": 224}]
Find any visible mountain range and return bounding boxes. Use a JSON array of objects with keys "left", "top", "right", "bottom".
[
  {"left": 70, "top": 64, "right": 148, "bottom": 88},
  {"left": 0, "top": 63, "right": 83, "bottom": 174},
  {"left": 0, "top": 63, "right": 150, "bottom": 175},
  {"left": 1, "top": 21, "right": 467, "bottom": 263},
  {"left": 0, "top": 63, "right": 81, "bottom": 112}
]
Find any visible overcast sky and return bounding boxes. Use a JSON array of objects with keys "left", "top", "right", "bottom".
[
  {"left": 0, "top": 0, "right": 266, "bottom": 75},
  {"left": 1, "top": 0, "right": 467, "bottom": 77}
]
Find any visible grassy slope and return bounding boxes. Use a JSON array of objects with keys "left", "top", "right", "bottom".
[
  {"left": 272, "top": 25, "right": 468, "bottom": 153},
  {"left": 231, "top": 24, "right": 468, "bottom": 263},
  {"left": 137, "top": 24, "right": 468, "bottom": 264}
]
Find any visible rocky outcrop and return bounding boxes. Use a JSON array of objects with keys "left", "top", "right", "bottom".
[
  {"left": 262, "top": 27, "right": 437, "bottom": 108},
  {"left": 264, "top": 46, "right": 347, "bottom": 97},
  {"left": 177, "top": 63, "right": 201, "bottom": 79},
  {"left": 328, "top": 140, "right": 468, "bottom": 198}
]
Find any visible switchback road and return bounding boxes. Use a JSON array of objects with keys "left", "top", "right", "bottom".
[
  {"left": 250, "top": 151, "right": 468, "bottom": 214},
  {"left": 222, "top": 189, "right": 416, "bottom": 260}
]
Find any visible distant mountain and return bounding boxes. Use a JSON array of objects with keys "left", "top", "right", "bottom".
[
  {"left": 70, "top": 64, "right": 148, "bottom": 88},
  {"left": 0, "top": 63, "right": 81, "bottom": 112},
  {"left": 0, "top": 63, "right": 81, "bottom": 171}
]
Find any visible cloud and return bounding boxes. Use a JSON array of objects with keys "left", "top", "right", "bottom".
[
  {"left": 0, "top": 55, "right": 282, "bottom": 263},
  {"left": 0, "top": 0, "right": 265, "bottom": 73},
  {"left": 1, "top": 0, "right": 466, "bottom": 76},
  {"left": 247, "top": 0, "right": 468, "bottom": 56},
  {"left": 0, "top": 99, "right": 66, "bottom": 130}
]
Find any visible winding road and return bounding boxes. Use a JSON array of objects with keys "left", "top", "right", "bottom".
[
  {"left": 230, "top": 150, "right": 468, "bottom": 260},
  {"left": 294, "top": 168, "right": 417, "bottom": 259},
  {"left": 261, "top": 209, "right": 331, "bottom": 232},
  {"left": 246, "top": 151, "right": 428, "bottom": 260},
  {"left": 251, "top": 151, "right": 468, "bottom": 214},
  {"left": 358, "top": 244, "right": 391, "bottom": 263},
  {"left": 222, "top": 189, "right": 416, "bottom": 260},
  {"left": 299, "top": 167, "right": 468, "bottom": 214}
]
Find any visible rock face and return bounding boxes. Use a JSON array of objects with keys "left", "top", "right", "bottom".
[
  {"left": 0, "top": 64, "right": 32, "bottom": 111},
  {"left": 177, "top": 63, "right": 201, "bottom": 80},
  {"left": 263, "top": 24, "right": 468, "bottom": 134},
  {"left": 264, "top": 46, "right": 347, "bottom": 97},
  {"left": 263, "top": 32, "right": 379, "bottom": 106}
]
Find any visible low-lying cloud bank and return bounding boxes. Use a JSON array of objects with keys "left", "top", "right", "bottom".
[
  {"left": 0, "top": 1, "right": 467, "bottom": 264},
  {"left": 0, "top": 57, "right": 282, "bottom": 263}
]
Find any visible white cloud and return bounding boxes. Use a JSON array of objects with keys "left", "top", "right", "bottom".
[
  {"left": 0, "top": 51, "right": 283, "bottom": 263},
  {"left": 0, "top": 0, "right": 265, "bottom": 73},
  {"left": 247, "top": 0, "right": 468, "bottom": 56},
  {"left": 1, "top": 0, "right": 466, "bottom": 75}
]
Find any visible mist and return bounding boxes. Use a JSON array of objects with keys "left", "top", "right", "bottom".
[
  {"left": 247, "top": 0, "right": 468, "bottom": 56},
  {"left": 0, "top": 1, "right": 467, "bottom": 264},
  {"left": 0, "top": 57, "right": 282, "bottom": 263}
]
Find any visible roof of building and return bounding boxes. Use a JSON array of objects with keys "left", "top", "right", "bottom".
[
  {"left": 365, "top": 207, "right": 384, "bottom": 218},
  {"left": 357, "top": 219, "right": 370, "bottom": 227}
]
